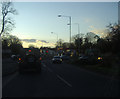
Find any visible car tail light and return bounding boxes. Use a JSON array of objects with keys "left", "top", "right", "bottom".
[
  {"left": 19, "top": 58, "right": 21, "bottom": 61},
  {"left": 18, "top": 58, "right": 22, "bottom": 63},
  {"left": 39, "top": 57, "right": 42, "bottom": 60}
]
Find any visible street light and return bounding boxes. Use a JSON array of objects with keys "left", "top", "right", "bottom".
[
  {"left": 58, "top": 14, "right": 72, "bottom": 44},
  {"left": 51, "top": 32, "right": 58, "bottom": 43}
]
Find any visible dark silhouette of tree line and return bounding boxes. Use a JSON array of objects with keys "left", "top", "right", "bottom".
[
  {"left": 1, "top": 2, "right": 23, "bottom": 55},
  {"left": 56, "top": 23, "right": 120, "bottom": 57},
  {"left": 2, "top": 35, "right": 23, "bottom": 54}
]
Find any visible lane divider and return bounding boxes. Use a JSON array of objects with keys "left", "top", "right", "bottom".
[
  {"left": 56, "top": 74, "right": 72, "bottom": 87},
  {"left": 42, "top": 62, "right": 72, "bottom": 87},
  {"left": 42, "top": 63, "right": 53, "bottom": 72}
]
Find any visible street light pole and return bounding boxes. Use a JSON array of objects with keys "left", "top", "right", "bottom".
[
  {"left": 69, "top": 16, "right": 71, "bottom": 44},
  {"left": 58, "top": 15, "right": 72, "bottom": 44}
]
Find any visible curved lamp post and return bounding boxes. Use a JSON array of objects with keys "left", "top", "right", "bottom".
[{"left": 58, "top": 14, "right": 71, "bottom": 44}]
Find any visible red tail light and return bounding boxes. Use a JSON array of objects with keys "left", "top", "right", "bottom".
[
  {"left": 39, "top": 57, "right": 42, "bottom": 60},
  {"left": 19, "top": 58, "right": 21, "bottom": 61}
]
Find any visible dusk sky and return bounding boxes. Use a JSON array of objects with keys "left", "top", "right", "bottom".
[{"left": 8, "top": 1, "right": 118, "bottom": 48}]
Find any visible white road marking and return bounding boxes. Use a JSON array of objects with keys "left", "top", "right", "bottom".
[
  {"left": 42, "top": 63, "right": 72, "bottom": 87},
  {"left": 56, "top": 74, "right": 72, "bottom": 87},
  {"left": 42, "top": 63, "right": 53, "bottom": 72}
]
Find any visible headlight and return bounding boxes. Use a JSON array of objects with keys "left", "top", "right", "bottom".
[{"left": 98, "top": 57, "right": 102, "bottom": 60}]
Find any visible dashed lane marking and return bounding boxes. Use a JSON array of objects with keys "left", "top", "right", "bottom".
[
  {"left": 56, "top": 74, "right": 72, "bottom": 87},
  {"left": 42, "top": 63, "right": 53, "bottom": 72},
  {"left": 42, "top": 62, "right": 72, "bottom": 87}
]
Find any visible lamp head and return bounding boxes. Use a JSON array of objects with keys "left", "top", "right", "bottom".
[{"left": 58, "top": 15, "right": 62, "bottom": 17}]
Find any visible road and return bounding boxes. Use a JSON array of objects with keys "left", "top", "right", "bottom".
[{"left": 2, "top": 59, "right": 120, "bottom": 97}]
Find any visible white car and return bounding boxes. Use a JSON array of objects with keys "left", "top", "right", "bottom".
[{"left": 52, "top": 56, "right": 62, "bottom": 64}]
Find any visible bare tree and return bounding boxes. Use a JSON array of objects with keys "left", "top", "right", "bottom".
[
  {"left": 56, "top": 39, "right": 64, "bottom": 47},
  {"left": 0, "top": 2, "right": 17, "bottom": 36}
]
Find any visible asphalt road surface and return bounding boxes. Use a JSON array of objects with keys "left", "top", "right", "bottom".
[{"left": 2, "top": 59, "right": 120, "bottom": 97}]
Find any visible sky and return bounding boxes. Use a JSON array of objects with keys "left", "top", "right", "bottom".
[{"left": 4, "top": 1, "right": 118, "bottom": 48}]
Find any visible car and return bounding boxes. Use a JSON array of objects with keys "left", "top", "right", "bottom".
[
  {"left": 11, "top": 55, "right": 17, "bottom": 60},
  {"left": 78, "top": 54, "right": 103, "bottom": 64},
  {"left": 78, "top": 54, "right": 102, "bottom": 64},
  {"left": 78, "top": 49, "right": 103, "bottom": 64},
  {"left": 11, "top": 54, "right": 21, "bottom": 61},
  {"left": 60, "top": 55, "right": 70, "bottom": 61},
  {"left": 52, "top": 56, "right": 62, "bottom": 64},
  {"left": 18, "top": 54, "right": 42, "bottom": 73}
]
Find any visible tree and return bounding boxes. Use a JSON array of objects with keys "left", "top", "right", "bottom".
[
  {"left": 0, "top": 2, "right": 17, "bottom": 36},
  {"left": 56, "top": 39, "right": 64, "bottom": 47},
  {"left": 72, "top": 34, "right": 83, "bottom": 54},
  {"left": 2, "top": 38, "right": 9, "bottom": 49},
  {"left": 107, "top": 24, "right": 120, "bottom": 53},
  {"left": 62, "top": 42, "right": 69, "bottom": 50},
  {"left": 85, "top": 32, "right": 97, "bottom": 43},
  {"left": 8, "top": 35, "right": 23, "bottom": 54},
  {"left": 2, "top": 35, "right": 23, "bottom": 54},
  {"left": 28, "top": 44, "right": 35, "bottom": 48},
  {"left": 96, "top": 38, "right": 111, "bottom": 53}
]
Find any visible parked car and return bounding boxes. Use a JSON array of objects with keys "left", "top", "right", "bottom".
[
  {"left": 11, "top": 54, "right": 20, "bottom": 61},
  {"left": 18, "top": 54, "right": 42, "bottom": 73},
  {"left": 78, "top": 54, "right": 102, "bottom": 64},
  {"left": 52, "top": 56, "right": 62, "bottom": 64}
]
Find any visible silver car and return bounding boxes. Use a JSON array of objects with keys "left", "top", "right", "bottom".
[{"left": 52, "top": 56, "right": 62, "bottom": 64}]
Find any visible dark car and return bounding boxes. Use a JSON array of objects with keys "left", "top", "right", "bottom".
[
  {"left": 78, "top": 54, "right": 102, "bottom": 64},
  {"left": 60, "top": 55, "right": 70, "bottom": 61},
  {"left": 18, "top": 54, "right": 42, "bottom": 73},
  {"left": 11, "top": 54, "right": 20, "bottom": 61},
  {"left": 52, "top": 56, "right": 62, "bottom": 64},
  {"left": 78, "top": 49, "right": 103, "bottom": 64}
]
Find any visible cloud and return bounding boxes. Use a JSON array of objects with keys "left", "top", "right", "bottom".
[
  {"left": 38, "top": 40, "right": 49, "bottom": 43},
  {"left": 21, "top": 39, "right": 49, "bottom": 44},
  {"left": 88, "top": 25, "right": 110, "bottom": 38},
  {"left": 20, "top": 38, "right": 54, "bottom": 48},
  {"left": 21, "top": 39, "right": 37, "bottom": 43}
]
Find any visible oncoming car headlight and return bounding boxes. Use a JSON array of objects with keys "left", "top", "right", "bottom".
[{"left": 98, "top": 57, "right": 102, "bottom": 60}]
